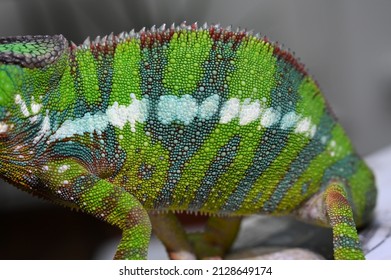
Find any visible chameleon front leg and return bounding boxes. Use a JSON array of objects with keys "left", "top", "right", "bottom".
[
  {"left": 149, "top": 212, "right": 196, "bottom": 260},
  {"left": 188, "top": 216, "right": 242, "bottom": 259},
  {"left": 79, "top": 178, "right": 152, "bottom": 259},
  {"left": 40, "top": 161, "right": 151, "bottom": 260},
  {"left": 150, "top": 213, "right": 241, "bottom": 260},
  {"left": 324, "top": 183, "right": 365, "bottom": 260}
]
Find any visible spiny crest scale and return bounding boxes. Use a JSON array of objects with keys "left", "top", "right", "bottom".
[{"left": 72, "top": 22, "right": 309, "bottom": 76}]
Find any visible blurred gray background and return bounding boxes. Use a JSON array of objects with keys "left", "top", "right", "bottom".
[{"left": 0, "top": 0, "right": 390, "bottom": 259}]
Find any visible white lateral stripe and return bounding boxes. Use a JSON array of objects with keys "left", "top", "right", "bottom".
[
  {"left": 280, "top": 111, "right": 299, "bottom": 129},
  {"left": 15, "top": 94, "right": 30, "bottom": 117},
  {"left": 294, "top": 117, "right": 317, "bottom": 137},
  {"left": 31, "top": 102, "right": 42, "bottom": 114},
  {"left": 295, "top": 117, "right": 311, "bottom": 134},
  {"left": 107, "top": 93, "right": 148, "bottom": 132},
  {"left": 219, "top": 99, "right": 317, "bottom": 138},
  {"left": 15, "top": 95, "right": 43, "bottom": 118},
  {"left": 34, "top": 111, "right": 51, "bottom": 143},
  {"left": 47, "top": 94, "right": 318, "bottom": 142},
  {"left": 260, "top": 107, "right": 281, "bottom": 127},
  {"left": 198, "top": 94, "right": 220, "bottom": 120},
  {"left": 219, "top": 98, "right": 240, "bottom": 124},
  {"left": 177, "top": 94, "right": 198, "bottom": 125},
  {"left": 239, "top": 99, "right": 261, "bottom": 125},
  {"left": 157, "top": 94, "right": 220, "bottom": 125},
  {"left": 0, "top": 121, "right": 9, "bottom": 133},
  {"left": 157, "top": 95, "right": 179, "bottom": 124},
  {"left": 50, "top": 112, "right": 108, "bottom": 142},
  {"left": 156, "top": 94, "right": 199, "bottom": 125},
  {"left": 309, "top": 125, "right": 317, "bottom": 138}
]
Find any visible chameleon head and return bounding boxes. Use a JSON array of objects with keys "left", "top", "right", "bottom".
[{"left": 0, "top": 35, "right": 68, "bottom": 185}]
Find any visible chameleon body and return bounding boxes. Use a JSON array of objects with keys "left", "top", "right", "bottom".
[{"left": 0, "top": 23, "right": 376, "bottom": 260}]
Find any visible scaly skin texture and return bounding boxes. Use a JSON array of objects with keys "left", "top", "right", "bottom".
[{"left": 0, "top": 23, "right": 376, "bottom": 260}]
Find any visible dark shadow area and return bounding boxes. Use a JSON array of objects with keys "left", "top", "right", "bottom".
[{"left": 0, "top": 206, "right": 119, "bottom": 259}]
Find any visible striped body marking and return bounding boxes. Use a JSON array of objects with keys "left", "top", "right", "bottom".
[{"left": 0, "top": 23, "right": 376, "bottom": 260}]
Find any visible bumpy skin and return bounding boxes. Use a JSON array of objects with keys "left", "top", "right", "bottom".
[{"left": 0, "top": 23, "right": 376, "bottom": 260}]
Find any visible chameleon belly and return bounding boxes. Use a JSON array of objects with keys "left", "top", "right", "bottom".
[{"left": 0, "top": 23, "right": 376, "bottom": 259}]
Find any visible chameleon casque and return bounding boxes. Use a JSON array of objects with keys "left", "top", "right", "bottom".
[{"left": 0, "top": 23, "right": 376, "bottom": 260}]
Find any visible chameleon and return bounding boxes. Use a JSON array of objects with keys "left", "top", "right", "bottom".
[{"left": 0, "top": 22, "right": 376, "bottom": 260}]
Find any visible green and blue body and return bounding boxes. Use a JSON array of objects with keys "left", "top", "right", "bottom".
[{"left": 0, "top": 24, "right": 376, "bottom": 259}]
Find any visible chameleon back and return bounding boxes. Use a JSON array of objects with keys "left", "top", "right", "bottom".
[{"left": 0, "top": 24, "right": 375, "bottom": 227}]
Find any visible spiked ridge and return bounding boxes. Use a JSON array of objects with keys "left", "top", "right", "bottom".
[{"left": 76, "top": 22, "right": 308, "bottom": 76}]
